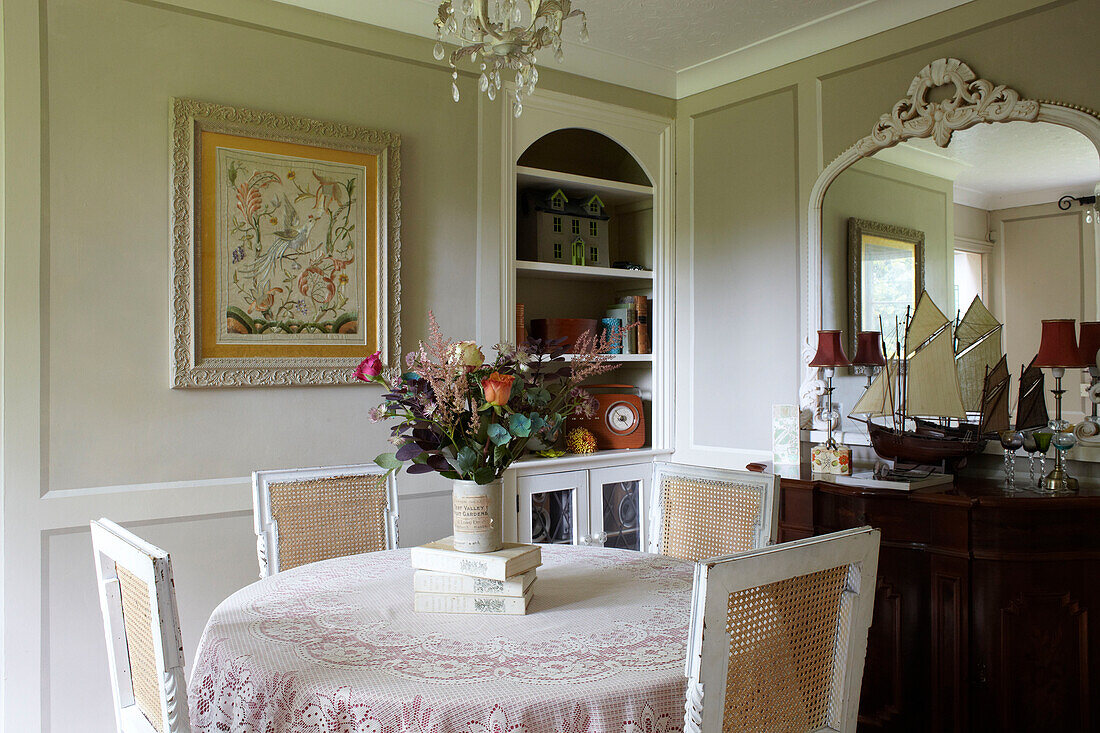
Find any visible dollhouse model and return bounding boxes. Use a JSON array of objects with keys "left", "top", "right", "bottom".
[{"left": 518, "top": 188, "right": 610, "bottom": 267}]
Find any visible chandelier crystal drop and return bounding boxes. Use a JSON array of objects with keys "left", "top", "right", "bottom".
[{"left": 433, "top": 0, "right": 588, "bottom": 117}]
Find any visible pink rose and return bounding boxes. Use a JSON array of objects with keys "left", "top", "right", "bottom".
[{"left": 355, "top": 351, "right": 384, "bottom": 381}]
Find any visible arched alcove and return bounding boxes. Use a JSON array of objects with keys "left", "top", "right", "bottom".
[{"left": 518, "top": 128, "right": 651, "bottom": 187}]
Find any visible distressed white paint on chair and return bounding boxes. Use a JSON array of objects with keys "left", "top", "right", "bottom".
[
  {"left": 684, "top": 526, "right": 880, "bottom": 733},
  {"left": 90, "top": 519, "right": 190, "bottom": 733},
  {"left": 252, "top": 463, "right": 399, "bottom": 578},
  {"left": 647, "top": 463, "right": 778, "bottom": 560}
]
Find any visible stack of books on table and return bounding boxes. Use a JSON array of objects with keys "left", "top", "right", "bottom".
[{"left": 410, "top": 537, "right": 541, "bottom": 615}]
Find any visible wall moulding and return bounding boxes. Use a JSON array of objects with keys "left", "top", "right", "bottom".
[{"left": 800, "top": 58, "right": 1100, "bottom": 429}]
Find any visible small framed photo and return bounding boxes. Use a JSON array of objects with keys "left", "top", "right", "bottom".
[{"left": 169, "top": 97, "right": 401, "bottom": 388}]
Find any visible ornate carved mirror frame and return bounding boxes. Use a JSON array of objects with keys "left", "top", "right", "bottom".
[{"left": 800, "top": 58, "right": 1100, "bottom": 430}]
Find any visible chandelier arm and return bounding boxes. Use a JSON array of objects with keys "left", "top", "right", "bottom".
[{"left": 476, "top": 1, "right": 505, "bottom": 42}]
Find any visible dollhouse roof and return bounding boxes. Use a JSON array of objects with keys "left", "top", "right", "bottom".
[{"left": 525, "top": 189, "right": 610, "bottom": 221}]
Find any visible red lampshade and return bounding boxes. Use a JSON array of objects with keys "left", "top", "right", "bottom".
[
  {"left": 808, "top": 330, "right": 851, "bottom": 367},
  {"left": 852, "top": 331, "right": 886, "bottom": 367},
  {"left": 1033, "top": 319, "right": 1088, "bottom": 368},
  {"left": 1079, "top": 322, "right": 1100, "bottom": 367}
]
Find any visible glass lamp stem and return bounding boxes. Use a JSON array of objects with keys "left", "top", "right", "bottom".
[{"left": 824, "top": 368, "right": 837, "bottom": 450}]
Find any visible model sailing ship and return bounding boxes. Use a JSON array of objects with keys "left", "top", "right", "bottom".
[{"left": 850, "top": 293, "right": 1043, "bottom": 467}]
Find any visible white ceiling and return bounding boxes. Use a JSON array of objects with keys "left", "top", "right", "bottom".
[
  {"left": 874, "top": 121, "right": 1100, "bottom": 210},
  {"left": 268, "top": 0, "right": 975, "bottom": 98}
]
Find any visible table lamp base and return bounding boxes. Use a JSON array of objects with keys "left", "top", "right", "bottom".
[{"left": 811, "top": 444, "right": 851, "bottom": 475}]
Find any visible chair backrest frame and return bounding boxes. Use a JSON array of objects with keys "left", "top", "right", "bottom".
[
  {"left": 647, "top": 462, "right": 779, "bottom": 557},
  {"left": 90, "top": 518, "right": 190, "bottom": 733},
  {"left": 252, "top": 462, "right": 399, "bottom": 578},
  {"left": 684, "top": 526, "right": 880, "bottom": 733}
]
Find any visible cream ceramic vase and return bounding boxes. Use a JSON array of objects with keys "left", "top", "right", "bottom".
[{"left": 451, "top": 479, "right": 503, "bottom": 553}]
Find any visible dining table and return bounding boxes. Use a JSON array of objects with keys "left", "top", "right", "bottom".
[{"left": 188, "top": 544, "right": 694, "bottom": 733}]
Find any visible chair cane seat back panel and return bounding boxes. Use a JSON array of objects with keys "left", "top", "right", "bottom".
[
  {"left": 268, "top": 473, "right": 389, "bottom": 572},
  {"left": 90, "top": 518, "right": 190, "bottom": 733},
  {"left": 684, "top": 527, "right": 880, "bottom": 733},
  {"left": 659, "top": 470, "right": 768, "bottom": 560},
  {"left": 116, "top": 564, "right": 166, "bottom": 733},
  {"left": 723, "top": 563, "right": 852, "bottom": 732}
]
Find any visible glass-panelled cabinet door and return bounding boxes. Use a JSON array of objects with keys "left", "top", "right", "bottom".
[
  {"left": 588, "top": 464, "right": 650, "bottom": 550},
  {"left": 516, "top": 470, "right": 590, "bottom": 545}
]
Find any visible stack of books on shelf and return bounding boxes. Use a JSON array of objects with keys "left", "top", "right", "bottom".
[
  {"left": 410, "top": 537, "right": 541, "bottom": 615},
  {"left": 605, "top": 295, "right": 651, "bottom": 354}
]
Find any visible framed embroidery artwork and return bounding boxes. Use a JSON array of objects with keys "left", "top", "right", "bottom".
[{"left": 169, "top": 98, "right": 401, "bottom": 387}]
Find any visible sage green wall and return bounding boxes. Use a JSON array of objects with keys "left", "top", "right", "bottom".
[
  {"left": 3, "top": 1, "right": 672, "bottom": 729},
  {"left": 675, "top": 0, "right": 1100, "bottom": 459}
]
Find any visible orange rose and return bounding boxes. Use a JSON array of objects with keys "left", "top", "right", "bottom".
[{"left": 481, "top": 372, "right": 515, "bottom": 406}]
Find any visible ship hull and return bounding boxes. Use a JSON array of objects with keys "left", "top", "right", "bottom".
[{"left": 863, "top": 420, "right": 981, "bottom": 465}]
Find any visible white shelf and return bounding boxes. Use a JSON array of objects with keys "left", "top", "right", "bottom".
[
  {"left": 535, "top": 352, "right": 652, "bottom": 363},
  {"left": 511, "top": 447, "right": 673, "bottom": 472},
  {"left": 568, "top": 353, "right": 652, "bottom": 363},
  {"left": 516, "top": 165, "right": 652, "bottom": 206},
  {"left": 515, "top": 260, "right": 653, "bottom": 283}
]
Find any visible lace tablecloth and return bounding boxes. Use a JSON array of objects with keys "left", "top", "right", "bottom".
[{"left": 189, "top": 545, "right": 693, "bottom": 733}]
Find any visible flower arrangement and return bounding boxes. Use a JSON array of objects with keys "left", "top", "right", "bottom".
[{"left": 357, "top": 314, "right": 621, "bottom": 484}]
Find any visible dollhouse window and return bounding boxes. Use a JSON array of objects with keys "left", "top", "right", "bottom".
[
  {"left": 587, "top": 199, "right": 600, "bottom": 215},
  {"left": 590, "top": 221, "right": 598, "bottom": 236},
  {"left": 590, "top": 247, "right": 598, "bottom": 262},
  {"left": 571, "top": 219, "right": 580, "bottom": 235},
  {"left": 553, "top": 217, "right": 562, "bottom": 233},
  {"left": 553, "top": 242, "right": 562, "bottom": 259}
]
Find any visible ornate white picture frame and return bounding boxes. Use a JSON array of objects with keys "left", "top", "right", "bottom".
[{"left": 169, "top": 97, "right": 401, "bottom": 388}]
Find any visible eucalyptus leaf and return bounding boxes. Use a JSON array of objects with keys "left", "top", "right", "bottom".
[{"left": 374, "top": 453, "right": 402, "bottom": 472}]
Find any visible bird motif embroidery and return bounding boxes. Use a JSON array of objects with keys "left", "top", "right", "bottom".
[{"left": 237, "top": 197, "right": 321, "bottom": 287}]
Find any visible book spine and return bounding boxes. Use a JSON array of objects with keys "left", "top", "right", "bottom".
[
  {"left": 633, "top": 295, "right": 649, "bottom": 354},
  {"left": 414, "top": 592, "right": 530, "bottom": 615},
  {"left": 618, "top": 298, "right": 637, "bottom": 354},
  {"left": 413, "top": 570, "right": 531, "bottom": 596}
]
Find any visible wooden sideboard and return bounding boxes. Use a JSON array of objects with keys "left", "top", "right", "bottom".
[{"left": 777, "top": 469, "right": 1099, "bottom": 732}]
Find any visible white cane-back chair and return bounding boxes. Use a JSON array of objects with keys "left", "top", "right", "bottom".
[
  {"left": 90, "top": 519, "right": 190, "bottom": 733},
  {"left": 684, "top": 526, "right": 880, "bottom": 733},
  {"left": 252, "top": 463, "right": 398, "bottom": 578},
  {"left": 647, "top": 463, "right": 779, "bottom": 560}
]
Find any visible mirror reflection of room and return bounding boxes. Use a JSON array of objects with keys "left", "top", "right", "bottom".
[{"left": 822, "top": 119, "right": 1100, "bottom": 451}]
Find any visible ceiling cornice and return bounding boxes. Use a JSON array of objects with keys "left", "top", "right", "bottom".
[
  {"left": 674, "top": 0, "right": 974, "bottom": 98},
  {"left": 270, "top": 0, "right": 976, "bottom": 100}
]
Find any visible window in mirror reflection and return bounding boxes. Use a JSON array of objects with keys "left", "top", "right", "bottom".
[
  {"left": 849, "top": 218, "right": 925, "bottom": 357},
  {"left": 954, "top": 249, "right": 984, "bottom": 315}
]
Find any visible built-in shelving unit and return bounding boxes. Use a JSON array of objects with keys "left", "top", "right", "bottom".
[{"left": 498, "top": 92, "right": 673, "bottom": 549}]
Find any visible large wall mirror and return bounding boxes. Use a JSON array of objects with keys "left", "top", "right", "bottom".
[{"left": 802, "top": 58, "right": 1100, "bottom": 451}]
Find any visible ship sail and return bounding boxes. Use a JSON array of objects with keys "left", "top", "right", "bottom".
[
  {"left": 955, "top": 296, "right": 1003, "bottom": 413},
  {"left": 906, "top": 292, "right": 951, "bottom": 354},
  {"left": 1015, "top": 360, "right": 1049, "bottom": 431},
  {"left": 979, "top": 355, "right": 1010, "bottom": 435},
  {"left": 851, "top": 360, "right": 896, "bottom": 417},
  {"left": 906, "top": 330, "right": 968, "bottom": 418}
]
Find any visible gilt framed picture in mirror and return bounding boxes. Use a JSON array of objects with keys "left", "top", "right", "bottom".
[{"left": 848, "top": 218, "right": 925, "bottom": 356}]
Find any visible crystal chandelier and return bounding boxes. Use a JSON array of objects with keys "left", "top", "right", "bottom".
[{"left": 433, "top": 0, "right": 589, "bottom": 117}]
